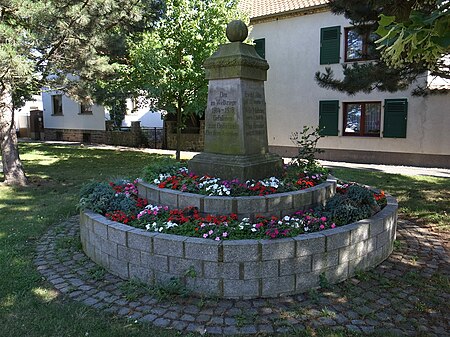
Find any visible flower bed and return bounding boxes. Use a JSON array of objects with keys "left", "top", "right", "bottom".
[{"left": 80, "top": 195, "right": 397, "bottom": 299}]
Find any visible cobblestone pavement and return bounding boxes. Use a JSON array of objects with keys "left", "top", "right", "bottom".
[{"left": 35, "top": 216, "right": 450, "bottom": 336}]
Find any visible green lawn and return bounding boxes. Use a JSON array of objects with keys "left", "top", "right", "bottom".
[{"left": 0, "top": 142, "right": 448, "bottom": 337}]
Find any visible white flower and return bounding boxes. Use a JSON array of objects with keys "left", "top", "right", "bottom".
[
  {"left": 251, "top": 228, "right": 257, "bottom": 232},
  {"left": 283, "top": 215, "right": 291, "bottom": 221},
  {"left": 158, "top": 227, "right": 164, "bottom": 232},
  {"left": 145, "top": 224, "right": 151, "bottom": 231}
]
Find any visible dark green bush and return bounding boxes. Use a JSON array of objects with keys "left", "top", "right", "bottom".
[
  {"left": 142, "top": 157, "right": 183, "bottom": 182},
  {"left": 322, "top": 184, "right": 380, "bottom": 226}
]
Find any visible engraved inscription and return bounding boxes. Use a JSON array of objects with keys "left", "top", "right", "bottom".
[
  {"left": 205, "top": 90, "right": 238, "bottom": 137},
  {"left": 244, "top": 87, "right": 266, "bottom": 136}
]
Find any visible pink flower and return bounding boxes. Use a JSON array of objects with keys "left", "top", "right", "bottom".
[
  {"left": 319, "top": 224, "right": 325, "bottom": 230},
  {"left": 215, "top": 237, "right": 220, "bottom": 241},
  {"left": 320, "top": 216, "right": 327, "bottom": 222},
  {"left": 222, "top": 232, "right": 228, "bottom": 237},
  {"left": 203, "top": 233, "right": 208, "bottom": 238},
  {"left": 208, "top": 230, "right": 214, "bottom": 235},
  {"left": 331, "top": 223, "right": 336, "bottom": 229}
]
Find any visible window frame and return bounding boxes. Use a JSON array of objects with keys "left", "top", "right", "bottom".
[
  {"left": 343, "top": 101, "right": 381, "bottom": 137},
  {"left": 51, "top": 94, "right": 63, "bottom": 116},
  {"left": 344, "top": 27, "right": 377, "bottom": 62},
  {"left": 80, "top": 102, "right": 93, "bottom": 115}
]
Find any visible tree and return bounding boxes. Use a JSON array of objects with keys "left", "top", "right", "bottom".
[
  {"left": 0, "top": 0, "right": 161, "bottom": 186},
  {"left": 129, "top": 0, "right": 243, "bottom": 160},
  {"left": 315, "top": 0, "right": 449, "bottom": 96}
]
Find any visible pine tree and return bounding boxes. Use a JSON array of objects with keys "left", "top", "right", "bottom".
[
  {"left": 315, "top": 0, "right": 449, "bottom": 96},
  {"left": 0, "top": 0, "right": 161, "bottom": 185}
]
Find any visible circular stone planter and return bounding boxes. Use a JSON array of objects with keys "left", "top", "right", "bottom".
[
  {"left": 79, "top": 195, "right": 398, "bottom": 299},
  {"left": 136, "top": 178, "right": 337, "bottom": 220}
]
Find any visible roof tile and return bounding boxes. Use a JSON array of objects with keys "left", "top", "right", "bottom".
[{"left": 240, "top": 0, "right": 329, "bottom": 19}]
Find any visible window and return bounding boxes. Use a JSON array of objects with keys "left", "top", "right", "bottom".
[
  {"left": 345, "top": 27, "right": 377, "bottom": 62},
  {"left": 320, "top": 26, "right": 341, "bottom": 64},
  {"left": 52, "top": 95, "right": 63, "bottom": 115},
  {"left": 254, "top": 38, "right": 265, "bottom": 59},
  {"left": 80, "top": 102, "right": 93, "bottom": 114},
  {"left": 343, "top": 102, "right": 381, "bottom": 136}
]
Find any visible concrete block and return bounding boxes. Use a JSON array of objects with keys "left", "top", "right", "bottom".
[
  {"left": 222, "top": 240, "right": 259, "bottom": 262},
  {"left": 168, "top": 256, "right": 203, "bottom": 276},
  {"left": 100, "top": 238, "right": 118, "bottom": 258},
  {"left": 93, "top": 220, "right": 108, "bottom": 238},
  {"left": 296, "top": 271, "right": 320, "bottom": 293},
  {"left": 348, "top": 256, "right": 370, "bottom": 277},
  {"left": 262, "top": 275, "right": 295, "bottom": 297},
  {"left": 159, "top": 189, "right": 181, "bottom": 208},
  {"left": 118, "top": 246, "right": 141, "bottom": 264},
  {"left": 178, "top": 192, "right": 203, "bottom": 210},
  {"left": 325, "top": 226, "right": 351, "bottom": 251},
  {"left": 261, "top": 238, "right": 295, "bottom": 260},
  {"left": 279, "top": 256, "right": 311, "bottom": 275},
  {"left": 137, "top": 181, "right": 148, "bottom": 199},
  {"left": 127, "top": 229, "right": 154, "bottom": 253},
  {"left": 153, "top": 234, "right": 186, "bottom": 257},
  {"left": 243, "top": 260, "right": 278, "bottom": 279},
  {"left": 186, "top": 278, "right": 221, "bottom": 297},
  {"left": 146, "top": 185, "right": 160, "bottom": 204},
  {"left": 94, "top": 248, "right": 110, "bottom": 269},
  {"left": 311, "top": 185, "right": 327, "bottom": 206},
  {"left": 292, "top": 191, "right": 313, "bottom": 210},
  {"left": 236, "top": 196, "right": 267, "bottom": 214},
  {"left": 295, "top": 233, "right": 325, "bottom": 256},
  {"left": 204, "top": 196, "right": 234, "bottom": 214},
  {"left": 350, "top": 221, "right": 370, "bottom": 244},
  {"left": 377, "top": 230, "right": 390, "bottom": 249},
  {"left": 203, "top": 262, "right": 240, "bottom": 279},
  {"left": 339, "top": 241, "right": 367, "bottom": 263},
  {"left": 312, "top": 250, "right": 339, "bottom": 271},
  {"left": 141, "top": 252, "right": 168, "bottom": 272},
  {"left": 129, "top": 263, "right": 153, "bottom": 283},
  {"left": 107, "top": 223, "right": 128, "bottom": 245},
  {"left": 109, "top": 256, "right": 129, "bottom": 279},
  {"left": 223, "top": 279, "right": 259, "bottom": 298},
  {"left": 369, "top": 217, "right": 384, "bottom": 236},
  {"left": 184, "top": 237, "right": 220, "bottom": 262},
  {"left": 266, "top": 192, "right": 293, "bottom": 212},
  {"left": 325, "top": 262, "right": 349, "bottom": 283}
]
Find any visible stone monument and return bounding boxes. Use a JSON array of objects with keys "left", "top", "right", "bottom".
[{"left": 189, "top": 20, "right": 282, "bottom": 181}]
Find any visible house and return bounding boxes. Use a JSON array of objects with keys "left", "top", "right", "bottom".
[
  {"left": 42, "top": 90, "right": 163, "bottom": 144},
  {"left": 241, "top": 0, "right": 450, "bottom": 168},
  {"left": 14, "top": 95, "right": 43, "bottom": 139}
]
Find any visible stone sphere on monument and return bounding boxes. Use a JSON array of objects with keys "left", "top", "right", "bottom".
[{"left": 226, "top": 20, "right": 248, "bottom": 42}]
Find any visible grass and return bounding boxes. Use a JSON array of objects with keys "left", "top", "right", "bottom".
[{"left": 0, "top": 142, "right": 449, "bottom": 337}]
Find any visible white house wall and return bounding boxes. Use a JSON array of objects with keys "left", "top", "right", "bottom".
[
  {"left": 42, "top": 90, "right": 106, "bottom": 131},
  {"left": 250, "top": 11, "right": 450, "bottom": 158}
]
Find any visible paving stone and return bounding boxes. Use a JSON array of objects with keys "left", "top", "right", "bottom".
[{"left": 35, "top": 215, "right": 450, "bottom": 336}]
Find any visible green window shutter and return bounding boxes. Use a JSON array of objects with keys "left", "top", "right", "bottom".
[
  {"left": 319, "top": 100, "right": 339, "bottom": 136},
  {"left": 254, "top": 38, "right": 265, "bottom": 59},
  {"left": 320, "top": 26, "right": 341, "bottom": 64},
  {"left": 383, "top": 99, "right": 407, "bottom": 138}
]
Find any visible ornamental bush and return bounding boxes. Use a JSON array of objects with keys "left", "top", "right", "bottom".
[{"left": 321, "top": 184, "right": 381, "bottom": 226}]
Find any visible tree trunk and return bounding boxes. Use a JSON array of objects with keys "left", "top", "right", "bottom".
[
  {"left": 0, "top": 90, "right": 28, "bottom": 186},
  {"left": 175, "top": 105, "right": 182, "bottom": 161}
]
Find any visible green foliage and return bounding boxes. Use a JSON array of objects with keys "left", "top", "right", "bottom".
[
  {"left": 129, "top": 0, "right": 244, "bottom": 158},
  {"left": 78, "top": 181, "right": 138, "bottom": 215},
  {"left": 142, "top": 157, "right": 183, "bottom": 182},
  {"left": 316, "top": 0, "right": 448, "bottom": 95},
  {"left": 376, "top": 2, "right": 450, "bottom": 72},
  {"left": 289, "top": 126, "right": 326, "bottom": 173},
  {"left": 322, "top": 184, "right": 380, "bottom": 226}
]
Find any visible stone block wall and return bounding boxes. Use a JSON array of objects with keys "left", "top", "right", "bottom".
[
  {"left": 165, "top": 121, "right": 205, "bottom": 151},
  {"left": 44, "top": 128, "right": 105, "bottom": 143},
  {"left": 137, "top": 178, "right": 336, "bottom": 220},
  {"left": 80, "top": 195, "right": 397, "bottom": 299}
]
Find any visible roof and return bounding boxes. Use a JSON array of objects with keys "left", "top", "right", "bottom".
[{"left": 240, "top": 0, "right": 329, "bottom": 20}]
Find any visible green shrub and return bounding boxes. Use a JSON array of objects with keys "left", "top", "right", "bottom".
[
  {"left": 142, "top": 157, "right": 183, "bottom": 183},
  {"left": 78, "top": 182, "right": 115, "bottom": 214},
  {"left": 322, "top": 184, "right": 380, "bottom": 226}
]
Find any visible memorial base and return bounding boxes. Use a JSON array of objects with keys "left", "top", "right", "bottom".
[{"left": 188, "top": 152, "right": 283, "bottom": 181}]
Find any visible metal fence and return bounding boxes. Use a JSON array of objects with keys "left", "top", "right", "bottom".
[{"left": 141, "top": 127, "right": 164, "bottom": 149}]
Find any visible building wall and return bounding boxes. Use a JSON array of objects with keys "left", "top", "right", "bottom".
[
  {"left": 42, "top": 90, "right": 106, "bottom": 131},
  {"left": 249, "top": 11, "right": 450, "bottom": 163}
]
